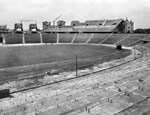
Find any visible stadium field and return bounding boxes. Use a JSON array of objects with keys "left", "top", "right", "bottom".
[
  {"left": 0, "top": 44, "right": 131, "bottom": 83},
  {"left": 0, "top": 44, "right": 130, "bottom": 68}
]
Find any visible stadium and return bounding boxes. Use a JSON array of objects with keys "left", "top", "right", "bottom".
[{"left": 0, "top": 17, "right": 150, "bottom": 115}]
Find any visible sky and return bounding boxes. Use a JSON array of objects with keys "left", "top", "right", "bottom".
[{"left": 0, "top": 0, "right": 150, "bottom": 29}]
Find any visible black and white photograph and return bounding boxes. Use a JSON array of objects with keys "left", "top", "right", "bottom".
[{"left": 0, "top": 0, "right": 150, "bottom": 115}]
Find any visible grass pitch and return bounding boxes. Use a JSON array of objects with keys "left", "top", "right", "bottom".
[{"left": 0, "top": 44, "right": 126, "bottom": 68}]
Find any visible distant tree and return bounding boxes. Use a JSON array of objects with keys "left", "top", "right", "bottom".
[
  {"left": 134, "top": 28, "right": 145, "bottom": 33},
  {"left": 145, "top": 28, "right": 150, "bottom": 33},
  {"left": 134, "top": 28, "right": 150, "bottom": 34}
]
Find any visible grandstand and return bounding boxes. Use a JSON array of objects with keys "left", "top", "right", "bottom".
[
  {"left": 73, "top": 33, "right": 92, "bottom": 43},
  {"left": 4, "top": 33, "right": 23, "bottom": 44},
  {"left": 116, "top": 34, "right": 149, "bottom": 46},
  {"left": 105, "top": 20, "right": 116, "bottom": 25},
  {"left": 2, "top": 33, "right": 150, "bottom": 47},
  {"left": 88, "top": 33, "right": 111, "bottom": 43},
  {"left": 141, "top": 35, "right": 150, "bottom": 41},
  {"left": 42, "top": 33, "right": 57, "bottom": 43},
  {"left": 102, "top": 34, "right": 129, "bottom": 44},
  {"left": 59, "top": 33, "right": 75, "bottom": 43},
  {"left": 24, "top": 33, "right": 41, "bottom": 43}
]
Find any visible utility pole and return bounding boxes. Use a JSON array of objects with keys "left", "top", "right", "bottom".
[
  {"left": 134, "top": 45, "right": 136, "bottom": 60},
  {"left": 76, "top": 55, "right": 78, "bottom": 76}
]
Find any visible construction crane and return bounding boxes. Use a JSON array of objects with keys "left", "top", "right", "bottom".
[
  {"left": 20, "top": 20, "right": 34, "bottom": 24},
  {"left": 19, "top": 20, "right": 35, "bottom": 32},
  {"left": 52, "top": 14, "right": 62, "bottom": 27}
]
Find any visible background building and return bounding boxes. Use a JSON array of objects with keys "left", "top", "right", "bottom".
[{"left": 42, "top": 18, "right": 134, "bottom": 33}]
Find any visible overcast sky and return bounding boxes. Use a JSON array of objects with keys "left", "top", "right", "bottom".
[{"left": 0, "top": 0, "right": 150, "bottom": 29}]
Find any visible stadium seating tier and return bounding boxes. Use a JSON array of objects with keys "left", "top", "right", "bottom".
[
  {"left": 88, "top": 34, "right": 111, "bottom": 43},
  {"left": 24, "top": 33, "right": 41, "bottom": 43},
  {"left": 59, "top": 33, "right": 75, "bottom": 43},
  {"left": 73, "top": 33, "right": 92, "bottom": 43},
  {"left": 42, "top": 33, "right": 57, "bottom": 43},
  {"left": 5, "top": 34, "right": 23, "bottom": 44}
]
